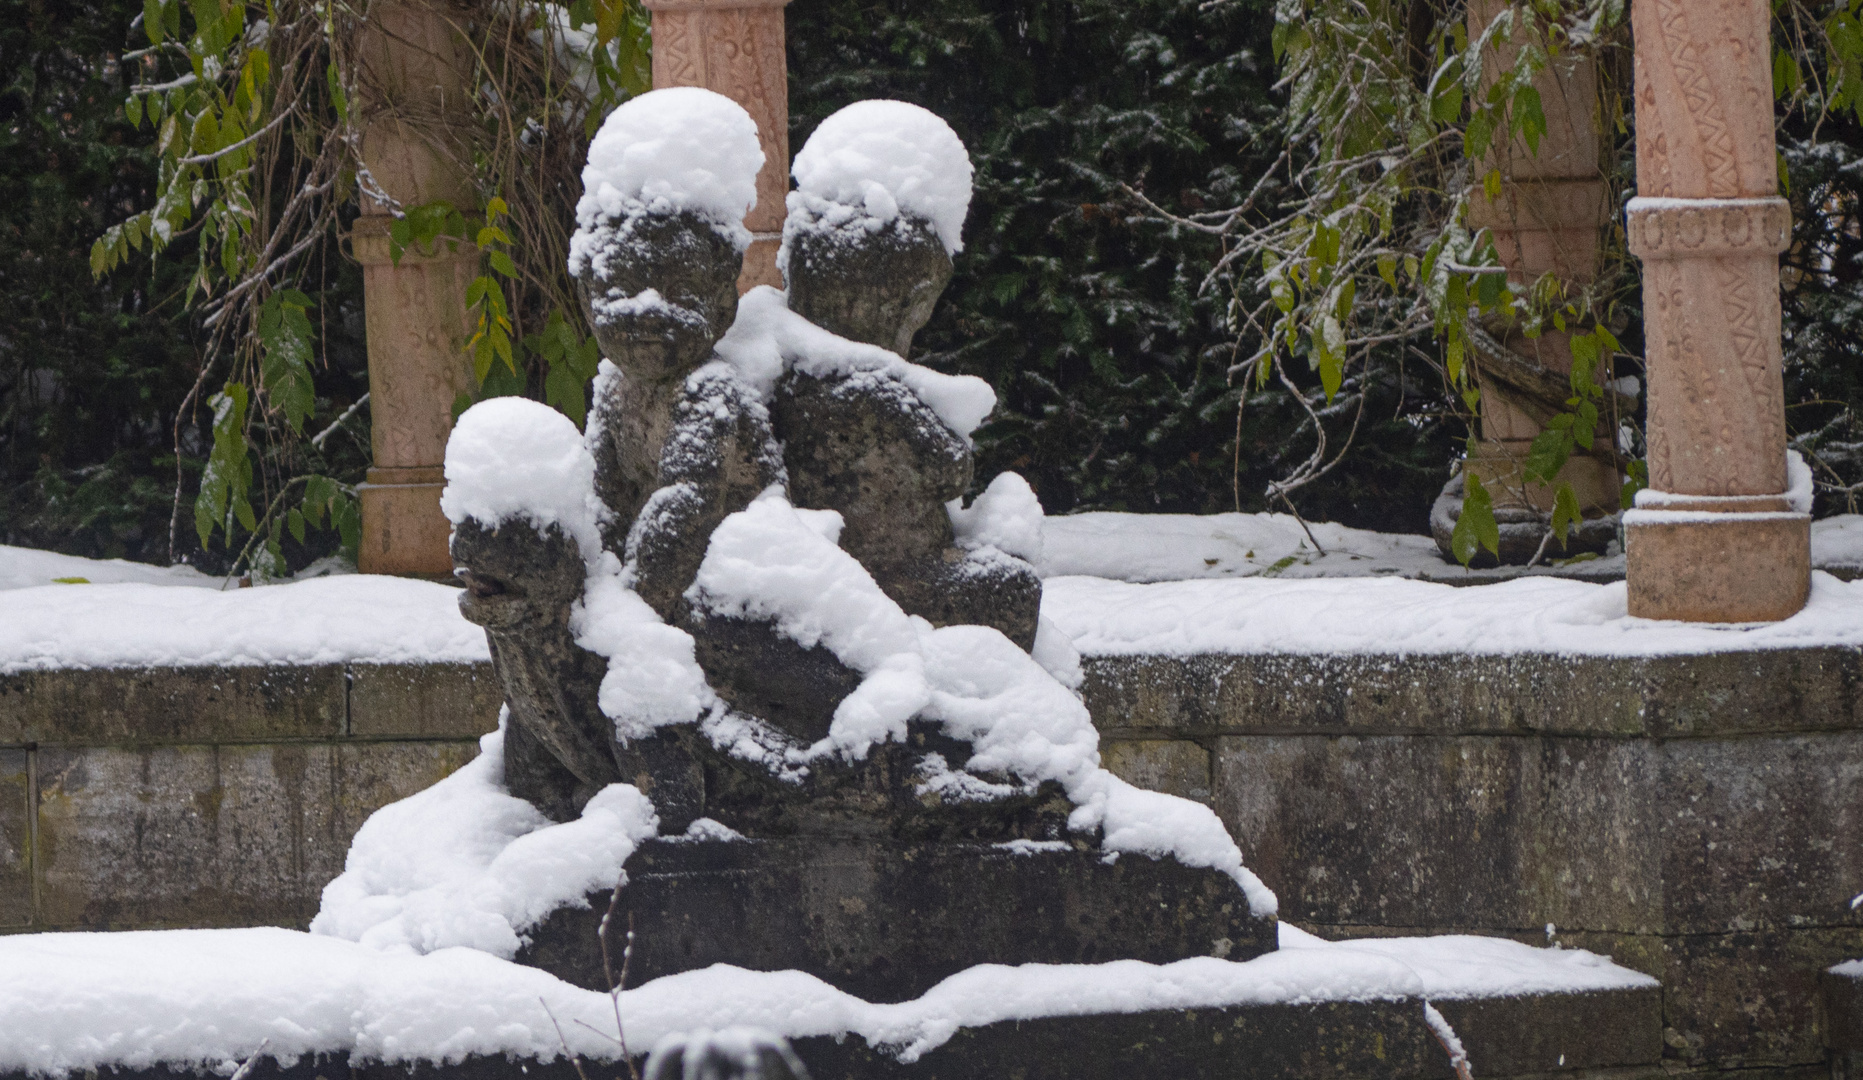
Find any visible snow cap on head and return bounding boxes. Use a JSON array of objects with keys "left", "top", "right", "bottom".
[
  {"left": 441, "top": 397, "right": 603, "bottom": 559},
  {"left": 574, "top": 86, "right": 764, "bottom": 248},
  {"left": 788, "top": 100, "right": 973, "bottom": 255}
]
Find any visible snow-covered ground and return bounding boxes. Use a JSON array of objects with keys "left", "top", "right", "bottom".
[
  {"left": 9, "top": 512, "right": 1863, "bottom": 672},
  {"left": 0, "top": 919, "right": 1652, "bottom": 1076}
]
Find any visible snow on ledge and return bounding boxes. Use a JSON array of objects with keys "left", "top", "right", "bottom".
[
  {"left": 0, "top": 922, "right": 1653, "bottom": 1077},
  {"left": 1042, "top": 571, "right": 1863, "bottom": 659},
  {"left": 0, "top": 573, "right": 488, "bottom": 674}
]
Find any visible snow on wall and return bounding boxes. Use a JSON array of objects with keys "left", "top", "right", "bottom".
[
  {"left": 783, "top": 100, "right": 973, "bottom": 258},
  {"left": 687, "top": 488, "right": 1276, "bottom": 915},
  {"left": 569, "top": 86, "right": 764, "bottom": 272},
  {"left": 714, "top": 286, "right": 996, "bottom": 442},
  {"left": 0, "top": 919, "right": 1654, "bottom": 1076}
]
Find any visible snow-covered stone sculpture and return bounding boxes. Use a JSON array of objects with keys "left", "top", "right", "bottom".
[{"left": 441, "top": 89, "right": 1276, "bottom": 1001}]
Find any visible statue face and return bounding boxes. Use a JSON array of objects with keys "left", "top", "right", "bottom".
[
  {"left": 575, "top": 210, "right": 744, "bottom": 385},
  {"left": 449, "top": 518, "right": 586, "bottom": 631}
]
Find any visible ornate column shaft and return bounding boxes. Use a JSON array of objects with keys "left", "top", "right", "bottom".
[
  {"left": 1465, "top": 0, "right": 1619, "bottom": 520},
  {"left": 641, "top": 0, "right": 793, "bottom": 292},
  {"left": 351, "top": 1, "right": 480, "bottom": 576},
  {"left": 1624, "top": 0, "right": 1808, "bottom": 621}
]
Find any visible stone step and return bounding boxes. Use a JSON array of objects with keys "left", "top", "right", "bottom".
[{"left": 0, "top": 984, "right": 1661, "bottom": 1080}]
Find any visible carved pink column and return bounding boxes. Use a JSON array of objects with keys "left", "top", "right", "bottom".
[
  {"left": 1625, "top": 0, "right": 1808, "bottom": 620},
  {"left": 642, "top": 0, "right": 793, "bottom": 292},
  {"left": 351, "top": 1, "right": 479, "bottom": 576}
]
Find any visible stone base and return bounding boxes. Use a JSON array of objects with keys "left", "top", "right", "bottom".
[
  {"left": 1626, "top": 512, "right": 1810, "bottom": 622},
  {"left": 518, "top": 835, "right": 1276, "bottom": 1003},
  {"left": 0, "top": 985, "right": 1662, "bottom": 1080},
  {"left": 358, "top": 467, "right": 454, "bottom": 577}
]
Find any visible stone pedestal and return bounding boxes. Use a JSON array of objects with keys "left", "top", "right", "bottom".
[
  {"left": 1464, "top": 0, "right": 1618, "bottom": 520},
  {"left": 1625, "top": 0, "right": 1809, "bottom": 621},
  {"left": 641, "top": 0, "right": 793, "bottom": 292},
  {"left": 352, "top": 2, "right": 479, "bottom": 576}
]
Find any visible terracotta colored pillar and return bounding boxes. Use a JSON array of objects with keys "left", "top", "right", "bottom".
[
  {"left": 1624, "top": 0, "right": 1809, "bottom": 620},
  {"left": 350, "top": 2, "right": 479, "bottom": 576},
  {"left": 642, "top": 0, "right": 793, "bottom": 292},
  {"left": 1465, "top": 0, "right": 1619, "bottom": 519}
]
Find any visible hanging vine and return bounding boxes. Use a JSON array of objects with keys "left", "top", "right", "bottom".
[{"left": 94, "top": 0, "right": 646, "bottom": 576}]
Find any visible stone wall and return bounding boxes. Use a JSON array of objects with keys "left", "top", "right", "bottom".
[
  {"left": 1086, "top": 648, "right": 1863, "bottom": 1076},
  {"left": 0, "top": 663, "right": 502, "bottom": 931},
  {"left": 6, "top": 648, "right": 1860, "bottom": 1074}
]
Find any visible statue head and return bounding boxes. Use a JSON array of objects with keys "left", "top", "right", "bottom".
[
  {"left": 779, "top": 100, "right": 973, "bottom": 358},
  {"left": 570, "top": 87, "right": 766, "bottom": 386}
]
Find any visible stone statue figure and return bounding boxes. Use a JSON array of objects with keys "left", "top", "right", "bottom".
[{"left": 447, "top": 90, "right": 1272, "bottom": 1003}]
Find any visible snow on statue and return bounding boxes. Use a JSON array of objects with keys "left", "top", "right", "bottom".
[{"left": 326, "top": 89, "right": 1277, "bottom": 1003}]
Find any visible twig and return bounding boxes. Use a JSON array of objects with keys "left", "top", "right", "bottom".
[
  {"left": 1423, "top": 1002, "right": 1474, "bottom": 1080},
  {"left": 542, "top": 998, "right": 596, "bottom": 1080},
  {"left": 227, "top": 1038, "right": 272, "bottom": 1080},
  {"left": 310, "top": 393, "right": 369, "bottom": 450},
  {"left": 598, "top": 874, "right": 641, "bottom": 1080}
]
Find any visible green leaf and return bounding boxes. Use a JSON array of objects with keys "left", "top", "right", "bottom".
[
  {"left": 195, "top": 383, "right": 252, "bottom": 550},
  {"left": 1524, "top": 426, "right": 1574, "bottom": 487},
  {"left": 1620, "top": 459, "right": 1650, "bottom": 509},
  {"left": 144, "top": 0, "right": 166, "bottom": 43},
  {"left": 1451, "top": 472, "right": 1500, "bottom": 566},
  {"left": 1377, "top": 254, "right": 1398, "bottom": 289},
  {"left": 1317, "top": 315, "right": 1345, "bottom": 400},
  {"left": 545, "top": 363, "right": 589, "bottom": 428},
  {"left": 487, "top": 250, "right": 518, "bottom": 279},
  {"left": 287, "top": 507, "right": 306, "bottom": 544},
  {"left": 126, "top": 93, "right": 144, "bottom": 127},
  {"left": 1550, "top": 483, "right": 1582, "bottom": 548},
  {"left": 258, "top": 291, "right": 317, "bottom": 434}
]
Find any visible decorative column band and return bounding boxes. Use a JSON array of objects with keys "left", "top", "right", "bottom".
[{"left": 1626, "top": 197, "right": 1791, "bottom": 261}]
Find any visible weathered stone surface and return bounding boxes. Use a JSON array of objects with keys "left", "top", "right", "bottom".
[
  {"left": 579, "top": 210, "right": 745, "bottom": 539},
  {"left": 21, "top": 739, "right": 477, "bottom": 932},
  {"left": 1082, "top": 648, "right": 1863, "bottom": 739},
  {"left": 784, "top": 218, "right": 953, "bottom": 357},
  {"left": 1102, "top": 738, "right": 1212, "bottom": 803},
  {"left": 451, "top": 518, "right": 616, "bottom": 820},
  {"left": 630, "top": 366, "right": 786, "bottom": 624},
  {"left": 34, "top": 744, "right": 335, "bottom": 928},
  {"left": 772, "top": 367, "right": 1041, "bottom": 650},
  {"left": 347, "top": 662, "right": 501, "bottom": 739},
  {"left": 0, "top": 664, "right": 346, "bottom": 746},
  {"left": 0, "top": 749, "right": 29, "bottom": 927},
  {"left": 521, "top": 835, "right": 1275, "bottom": 1003},
  {"left": 1828, "top": 963, "right": 1863, "bottom": 1051}
]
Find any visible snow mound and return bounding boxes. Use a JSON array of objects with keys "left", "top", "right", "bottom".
[
  {"left": 948, "top": 472, "right": 1044, "bottom": 563},
  {"left": 715, "top": 286, "right": 996, "bottom": 442},
  {"left": 687, "top": 488, "right": 1275, "bottom": 915},
  {"left": 442, "top": 397, "right": 605, "bottom": 560},
  {"left": 570, "top": 86, "right": 765, "bottom": 268},
  {"left": 574, "top": 552, "right": 717, "bottom": 739},
  {"left": 311, "top": 723, "right": 658, "bottom": 958},
  {"left": 785, "top": 100, "right": 973, "bottom": 256}
]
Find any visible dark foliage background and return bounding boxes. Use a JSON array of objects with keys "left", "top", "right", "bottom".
[
  {"left": 8, "top": 0, "right": 1863, "bottom": 562},
  {"left": 0, "top": 0, "right": 370, "bottom": 566},
  {"left": 787, "top": 0, "right": 1460, "bottom": 525}
]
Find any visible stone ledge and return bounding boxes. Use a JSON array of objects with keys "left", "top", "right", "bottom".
[
  {"left": 0, "top": 661, "right": 501, "bottom": 746},
  {"left": 1081, "top": 648, "right": 1863, "bottom": 739},
  {"left": 0, "top": 986, "right": 1662, "bottom": 1080}
]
